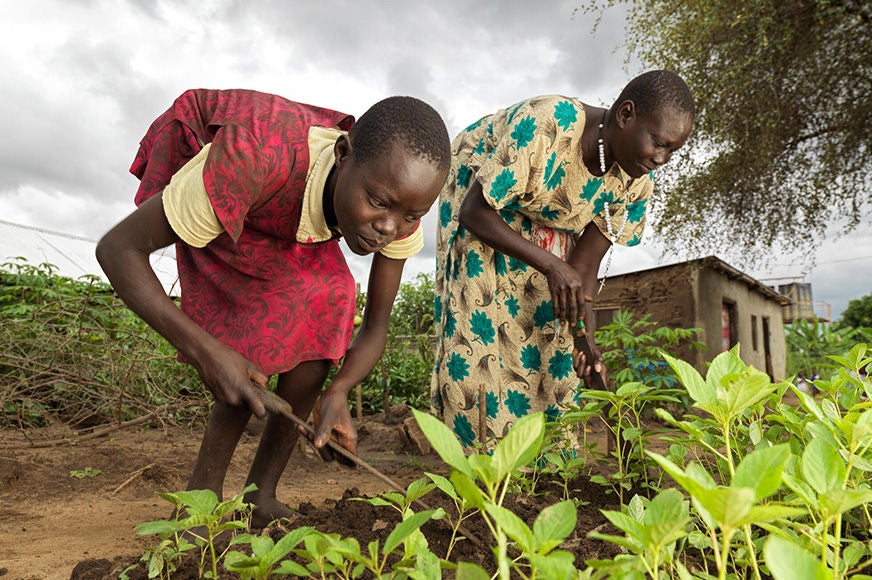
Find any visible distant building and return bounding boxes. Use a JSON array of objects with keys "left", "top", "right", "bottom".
[
  {"left": 593, "top": 256, "right": 790, "bottom": 380},
  {"left": 0, "top": 219, "right": 179, "bottom": 296},
  {"left": 777, "top": 281, "right": 831, "bottom": 323}
]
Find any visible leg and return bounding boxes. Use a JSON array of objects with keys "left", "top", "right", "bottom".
[
  {"left": 186, "top": 401, "right": 252, "bottom": 495},
  {"left": 246, "top": 359, "right": 330, "bottom": 528}
]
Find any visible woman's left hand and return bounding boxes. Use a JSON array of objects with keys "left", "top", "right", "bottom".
[
  {"left": 573, "top": 337, "right": 609, "bottom": 390},
  {"left": 309, "top": 388, "right": 358, "bottom": 466}
]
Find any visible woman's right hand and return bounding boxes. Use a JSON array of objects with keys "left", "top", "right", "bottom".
[
  {"left": 544, "top": 257, "right": 590, "bottom": 325},
  {"left": 194, "top": 341, "right": 268, "bottom": 417}
]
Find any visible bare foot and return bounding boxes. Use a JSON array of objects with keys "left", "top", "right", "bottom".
[{"left": 249, "top": 496, "right": 292, "bottom": 529}]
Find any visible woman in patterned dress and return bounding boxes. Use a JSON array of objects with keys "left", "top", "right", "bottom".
[
  {"left": 431, "top": 71, "right": 695, "bottom": 446},
  {"left": 97, "top": 89, "right": 450, "bottom": 526}
]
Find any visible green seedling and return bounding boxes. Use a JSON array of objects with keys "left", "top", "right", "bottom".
[
  {"left": 122, "top": 536, "right": 196, "bottom": 580},
  {"left": 584, "top": 381, "right": 682, "bottom": 501},
  {"left": 586, "top": 488, "right": 690, "bottom": 579},
  {"left": 290, "top": 513, "right": 443, "bottom": 579},
  {"left": 69, "top": 466, "right": 101, "bottom": 479},
  {"left": 414, "top": 408, "right": 579, "bottom": 579},
  {"left": 540, "top": 450, "right": 587, "bottom": 501},
  {"left": 135, "top": 483, "right": 255, "bottom": 579},
  {"left": 352, "top": 475, "right": 447, "bottom": 572},
  {"left": 425, "top": 471, "right": 479, "bottom": 559},
  {"left": 223, "top": 526, "right": 314, "bottom": 579},
  {"left": 292, "top": 531, "right": 362, "bottom": 578},
  {"left": 355, "top": 475, "right": 435, "bottom": 517}
]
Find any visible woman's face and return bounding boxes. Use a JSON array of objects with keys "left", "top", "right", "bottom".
[
  {"left": 331, "top": 138, "right": 446, "bottom": 256},
  {"left": 613, "top": 104, "right": 694, "bottom": 179}
]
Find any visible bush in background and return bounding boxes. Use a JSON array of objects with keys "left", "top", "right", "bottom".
[{"left": 0, "top": 258, "right": 205, "bottom": 429}]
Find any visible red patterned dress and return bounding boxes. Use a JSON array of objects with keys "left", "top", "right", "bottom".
[{"left": 130, "top": 89, "right": 356, "bottom": 375}]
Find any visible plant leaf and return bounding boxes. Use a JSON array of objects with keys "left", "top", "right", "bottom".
[
  {"left": 492, "top": 413, "right": 545, "bottom": 481},
  {"left": 801, "top": 438, "right": 845, "bottom": 495},
  {"left": 733, "top": 444, "right": 790, "bottom": 500},
  {"left": 383, "top": 509, "right": 437, "bottom": 555},
  {"left": 456, "top": 562, "right": 491, "bottom": 579},
  {"left": 819, "top": 488, "right": 872, "bottom": 520},
  {"left": 662, "top": 352, "right": 714, "bottom": 404},
  {"left": 450, "top": 471, "right": 485, "bottom": 509},
  {"left": 485, "top": 503, "right": 534, "bottom": 552},
  {"left": 532, "top": 500, "right": 577, "bottom": 551},
  {"left": 763, "top": 535, "right": 830, "bottom": 580},
  {"left": 412, "top": 409, "right": 473, "bottom": 478}
]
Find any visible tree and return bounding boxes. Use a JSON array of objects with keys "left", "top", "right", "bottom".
[
  {"left": 837, "top": 291, "right": 872, "bottom": 329},
  {"left": 581, "top": 0, "right": 871, "bottom": 265}
]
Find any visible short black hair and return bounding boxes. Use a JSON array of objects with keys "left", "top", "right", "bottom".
[
  {"left": 349, "top": 96, "right": 451, "bottom": 170},
  {"left": 616, "top": 70, "right": 696, "bottom": 119}
]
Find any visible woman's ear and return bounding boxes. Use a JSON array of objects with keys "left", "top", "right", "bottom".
[
  {"left": 615, "top": 100, "right": 636, "bottom": 129},
  {"left": 333, "top": 133, "right": 353, "bottom": 168}
]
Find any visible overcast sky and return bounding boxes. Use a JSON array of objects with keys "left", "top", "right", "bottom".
[{"left": 2, "top": 0, "right": 869, "bottom": 320}]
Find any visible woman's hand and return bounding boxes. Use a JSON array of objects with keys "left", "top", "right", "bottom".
[
  {"left": 310, "top": 388, "right": 358, "bottom": 466},
  {"left": 573, "top": 335, "right": 609, "bottom": 390},
  {"left": 543, "top": 257, "right": 591, "bottom": 324},
  {"left": 194, "top": 341, "right": 268, "bottom": 417}
]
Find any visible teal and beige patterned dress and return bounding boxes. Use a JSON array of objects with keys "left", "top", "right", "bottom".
[{"left": 431, "top": 95, "right": 654, "bottom": 447}]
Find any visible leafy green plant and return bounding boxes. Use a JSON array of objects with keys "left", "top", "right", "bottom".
[
  {"left": 593, "top": 311, "right": 703, "bottom": 390},
  {"left": 348, "top": 273, "right": 435, "bottom": 416},
  {"left": 784, "top": 318, "right": 862, "bottom": 379},
  {"left": 0, "top": 258, "right": 205, "bottom": 430},
  {"left": 69, "top": 466, "right": 101, "bottom": 479},
  {"left": 425, "top": 472, "right": 480, "bottom": 559},
  {"left": 584, "top": 381, "right": 683, "bottom": 501},
  {"left": 287, "top": 511, "right": 443, "bottom": 579},
  {"left": 224, "top": 526, "right": 314, "bottom": 579},
  {"left": 413, "top": 409, "right": 579, "bottom": 579},
  {"left": 134, "top": 484, "right": 255, "bottom": 579},
  {"left": 588, "top": 343, "right": 872, "bottom": 580},
  {"left": 586, "top": 489, "right": 691, "bottom": 579}
]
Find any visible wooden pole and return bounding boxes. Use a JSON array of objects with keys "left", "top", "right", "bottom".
[
  {"left": 355, "top": 383, "right": 363, "bottom": 422},
  {"left": 478, "top": 384, "right": 487, "bottom": 444}
]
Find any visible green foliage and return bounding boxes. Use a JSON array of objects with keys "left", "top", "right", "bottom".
[
  {"left": 224, "top": 527, "right": 314, "bottom": 579},
  {"left": 134, "top": 484, "right": 256, "bottom": 579},
  {"left": 123, "top": 341, "right": 872, "bottom": 579},
  {"left": 69, "top": 467, "right": 101, "bottom": 479},
  {"left": 414, "top": 409, "right": 578, "bottom": 579},
  {"left": 593, "top": 310, "right": 704, "bottom": 390},
  {"left": 585, "top": 381, "right": 683, "bottom": 501},
  {"left": 0, "top": 258, "right": 205, "bottom": 429},
  {"left": 591, "top": 342, "right": 872, "bottom": 580},
  {"left": 579, "top": 0, "right": 872, "bottom": 264},
  {"left": 389, "top": 272, "right": 436, "bottom": 336},
  {"left": 351, "top": 273, "right": 436, "bottom": 415},
  {"left": 784, "top": 318, "right": 862, "bottom": 378},
  {"left": 836, "top": 292, "right": 872, "bottom": 331}
]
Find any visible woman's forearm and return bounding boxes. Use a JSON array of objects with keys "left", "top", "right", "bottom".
[
  {"left": 458, "top": 180, "right": 564, "bottom": 275},
  {"left": 324, "top": 253, "right": 403, "bottom": 395},
  {"left": 96, "top": 195, "right": 219, "bottom": 363}
]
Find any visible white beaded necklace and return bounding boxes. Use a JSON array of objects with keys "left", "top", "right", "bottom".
[{"left": 596, "top": 110, "right": 629, "bottom": 294}]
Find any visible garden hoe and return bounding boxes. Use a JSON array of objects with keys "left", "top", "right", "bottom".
[
  {"left": 253, "top": 384, "right": 484, "bottom": 548},
  {"left": 573, "top": 327, "right": 608, "bottom": 392}
]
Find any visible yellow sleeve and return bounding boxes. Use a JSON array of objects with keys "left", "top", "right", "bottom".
[
  {"left": 379, "top": 223, "right": 424, "bottom": 259},
  {"left": 162, "top": 144, "right": 226, "bottom": 248}
]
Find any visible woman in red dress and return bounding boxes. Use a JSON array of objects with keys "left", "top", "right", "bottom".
[{"left": 97, "top": 89, "right": 450, "bottom": 527}]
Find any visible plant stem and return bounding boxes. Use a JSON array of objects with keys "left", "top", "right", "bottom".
[
  {"left": 496, "top": 529, "right": 510, "bottom": 580},
  {"left": 718, "top": 530, "right": 733, "bottom": 580},
  {"left": 741, "top": 524, "right": 761, "bottom": 580}
]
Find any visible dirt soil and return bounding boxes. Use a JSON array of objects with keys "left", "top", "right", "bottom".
[{"left": 1, "top": 407, "right": 621, "bottom": 580}]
